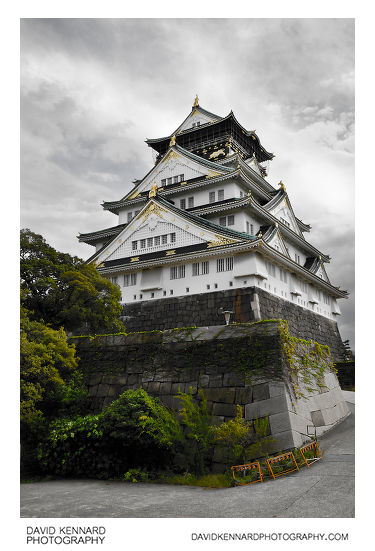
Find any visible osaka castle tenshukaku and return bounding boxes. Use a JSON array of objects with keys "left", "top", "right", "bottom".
[{"left": 78, "top": 97, "right": 348, "bottom": 341}]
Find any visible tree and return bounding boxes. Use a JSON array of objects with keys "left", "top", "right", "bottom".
[
  {"left": 20, "top": 229, "right": 124, "bottom": 334},
  {"left": 20, "top": 303, "right": 85, "bottom": 429}
]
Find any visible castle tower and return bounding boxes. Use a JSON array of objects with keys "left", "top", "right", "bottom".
[{"left": 78, "top": 98, "right": 348, "bottom": 359}]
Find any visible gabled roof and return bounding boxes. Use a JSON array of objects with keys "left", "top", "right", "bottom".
[
  {"left": 78, "top": 223, "right": 127, "bottom": 245},
  {"left": 146, "top": 107, "right": 274, "bottom": 162},
  {"left": 102, "top": 143, "right": 233, "bottom": 209},
  {"left": 87, "top": 194, "right": 257, "bottom": 266}
]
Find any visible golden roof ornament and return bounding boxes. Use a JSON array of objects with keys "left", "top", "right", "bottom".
[
  {"left": 193, "top": 94, "right": 199, "bottom": 107},
  {"left": 278, "top": 180, "right": 285, "bottom": 191},
  {"left": 149, "top": 183, "right": 158, "bottom": 198},
  {"left": 169, "top": 135, "right": 176, "bottom": 147}
]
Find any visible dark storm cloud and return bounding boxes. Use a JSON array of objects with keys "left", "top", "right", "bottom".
[{"left": 20, "top": 17, "right": 354, "bottom": 348}]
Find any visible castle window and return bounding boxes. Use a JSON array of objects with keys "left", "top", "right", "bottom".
[
  {"left": 154, "top": 236, "right": 160, "bottom": 246},
  {"left": 218, "top": 189, "right": 224, "bottom": 201},
  {"left": 229, "top": 281, "right": 233, "bottom": 286},
  {"left": 180, "top": 198, "right": 186, "bottom": 209},
  {"left": 193, "top": 261, "right": 209, "bottom": 276},
  {"left": 173, "top": 176, "right": 179, "bottom": 184},
  {"left": 281, "top": 217, "right": 290, "bottom": 228},
  {"left": 127, "top": 212, "right": 133, "bottom": 222},
  {"left": 279, "top": 268, "right": 288, "bottom": 283},
  {"left": 188, "top": 196, "right": 194, "bottom": 208},
  {"left": 147, "top": 238, "right": 153, "bottom": 247},
  {"left": 170, "top": 290, "right": 173, "bottom": 295},
  {"left": 207, "top": 284, "right": 210, "bottom": 289},
  {"left": 209, "top": 191, "right": 215, "bottom": 203},
  {"left": 167, "top": 177, "right": 172, "bottom": 185},
  {"left": 179, "top": 174, "right": 185, "bottom": 182},
  {"left": 161, "top": 179, "right": 166, "bottom": 186},
  {"left": 300, "top": 281, "right": 308, "bottom": 293},
  {"left": 139, "top": 294, "right": 143, "bottom": 299},
  {"left": 162, "top": 234, "right": 168, "bottom": 244},
  {"left": 132, "top": 241, "right": 137, "bottom": 251},
  {"left": 170, "top": 265, "right": 185, "bottom": 279},
  {"left": 170, "top": 233, "right": 176, "bottom": 243},
  {"left": 265, "top": 261, "right": 276, "bottom": 277},
  {"left": 140, "top": 239, "right": 146, "bottom": 249},
  {"left": 134, "top": 210, "right": 140, "bottom": 217},
  {"left": 217, "top": 257, "right": 233, "bottom": 272},
  {"left": 227, "top": 215, "right": 235, "bottom": 226},
  {"left": 151, "top": 292, "right": 155, "bottom": 298},
  {"left": 246, "top": 221, "right": 250, "bottom": 233},
  {"left": 214, "top": 283, "right": 218, "bottom": 289},
  {"left": 133, "top": 295, "right": 136, "bottom": 300},
  {"left": 186, "top": 287, "right": 189, "bottom": 293},
  {"left": 295, "top": 254, "right": 300, "bottom": 264},
  {"left": 219, "top": 216, "right": 227, "bottom": 227},
  {"left": 124, "top": 273, "right": 137, "bottom": 287},
  {"left": 110, "top": 276, "right": 118, "bottom": 286},
  {"left": 163, "top": 291, "right": 166, "bottom": 296},
  {"left": 202, "top": 261, "right": 209, "bottom": 274}
]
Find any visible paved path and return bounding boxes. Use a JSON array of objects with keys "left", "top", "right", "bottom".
[{"left": 20, "top": 402, "right": 354, "bottom": 518}]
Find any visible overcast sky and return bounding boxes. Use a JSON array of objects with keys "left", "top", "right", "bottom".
[{"left": 20, "top": 18, "right": 355, "bottom": 348}]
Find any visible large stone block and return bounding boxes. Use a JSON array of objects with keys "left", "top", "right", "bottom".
[
  {"left": 235, "top": 386, "right": 253, "bottom": 404},
  {"left": 208, "top": 375, "right": 223, "bottom": 387},
  {"left": 204, "top": 388, "right": 236, "bottom": 404},
  {"left": 213, "top": 403, "right": 237, "bottom": 417},
  {"left": 253, "top": 383, "right": 270, "bottom": 402},
  {"left": 311, "top": 409, "right": 325, "bottom": 427},
  {"left": 245, "top": 394, "right": 288, "bottom": 420},
  {"left": 223, "top": 372, "right": 246, "bottom": 387}
]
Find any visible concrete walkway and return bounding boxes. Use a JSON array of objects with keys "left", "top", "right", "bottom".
[{"left": 20, "top": 400, "right": 354, "bottom": 518}]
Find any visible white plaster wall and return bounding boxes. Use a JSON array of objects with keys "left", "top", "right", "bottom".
[{"left": 107, "top": 251, "right": 338, "bottom": 320}]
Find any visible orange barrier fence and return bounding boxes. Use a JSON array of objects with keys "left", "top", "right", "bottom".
[
  {"left": 299, "top": 440, "right": 321, "bottom": 468},
  {"left": 231, "top": 461, "right": 263, "bottom": 485},
  {"left": 266, "top": 451, "right": 300, "bottom": 480}
]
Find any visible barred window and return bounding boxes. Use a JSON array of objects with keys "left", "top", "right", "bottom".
[
  {"left": 162, "top": 234, "right": 168, "bottom": 244},
  {"left": 217, "top": 257, "right": 233, "bottom": 272},
  {"left": 188, "top": 196, "right": 194, "bottom": 208},
  {"left": 127, "top": 212, "right": 133, "bottom": 222},
  {"left": 209, "top": 191, "right": 215, "bottom": 203},
  {"left": 265, "top": 261, "right": 276, "bottom": 277},
  {"left": 219, "top": 216, "right": 227, "bottom": 227},
  {"left": 180, "top": 198, "right": 186, "bottom": 210},
  {"left": 192, "top": 261, "right": 209, "bottom": 276},
  {"left": 218, "top": 189, "right": 224, "bottom": 201},
  {"left": 140, "top": 239, "right": 146, "bottom": 249},
  {"left": 279, "top": 268, "right": 288, "bottom": 283},
  {"left": 167, "top": 177, "right": 172, "bottom": 185},
  {"left": 132, "top": 241, "right": 137, "bottom": 251},
  {"left": 124, "top": 273, "right": 137, "bottom": 287},
  {"left": 170, "top": 265, "right": 185, "bottom": 279},
  {"left": 173, "top": 176, "right": 179, "bottom": 184},
  {"left": 300, "top": 281, "right": 308, "bottom": 293},
  {"left": 227, "top": 215, "right": 235, "bottom": 226},
  {"left": 154, "top": 236, "right": 160, "bottom": 246},
  {"left": 161, "top": 179, "right": 166, "bottom": 186},
  {"left": 179, "top": 174, "right": 185, "bottom": 182},
  {"left": 170, "top": 233, "right": 176, "bottom": 243},
  {"left": 147, "top": 238, "right": 153, "bottom": 247}
]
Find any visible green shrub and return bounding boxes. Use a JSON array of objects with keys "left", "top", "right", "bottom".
[
  {"left": 37, "top": 389, "right": 183, "bottom": 478},
  {"left": 176, "top": 389, "right": 216, "bottom": 476}
]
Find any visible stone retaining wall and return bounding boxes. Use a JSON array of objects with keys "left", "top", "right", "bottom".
[
  {"left": 121, "top": 287, "right": 345, "bottom": 361},
  {"left": 71, "top": 321, "right": 349, "bottom": 471}
]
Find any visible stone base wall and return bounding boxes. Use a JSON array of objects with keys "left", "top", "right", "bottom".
[
  {"left": 122, "top": 287, "right": 345, "bottom": 361},
  {"left": 71, "top": 322, "right": 349, "bottom": 471}
]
